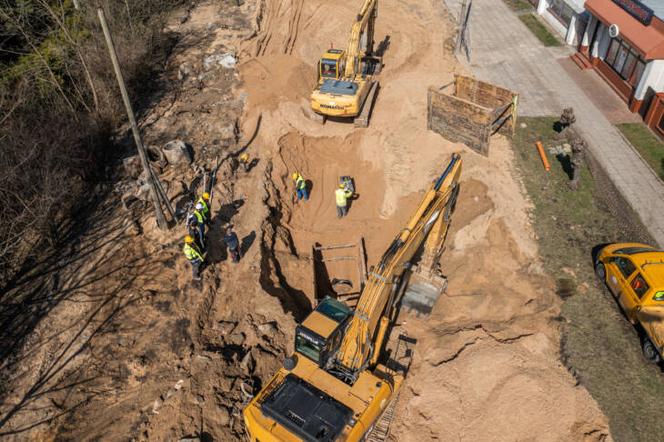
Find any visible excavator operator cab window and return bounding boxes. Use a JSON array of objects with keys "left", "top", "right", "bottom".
[
  {"left": 320, "top": 58, "right": 339, "bottom": 79},
  {"left": 316, "top": 297, "right": 351, "bottom": 322},
  {"left": 295, "top": 329, "right": 324, "bottom": 363},
  {"left": 295, "top": 298, "right": 351, "bottom": 366}
]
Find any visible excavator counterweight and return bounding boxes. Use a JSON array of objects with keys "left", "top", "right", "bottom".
[{"left": 243, "top": 154, "right": 462, "bottom": 442}]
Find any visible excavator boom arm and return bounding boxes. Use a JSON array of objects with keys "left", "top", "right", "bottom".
[
  {"left": 343, "top": 0, "right": 377, "bottom": 78},
  {"left": 336, "top": 154, "right": 462, "bottom": 372}
]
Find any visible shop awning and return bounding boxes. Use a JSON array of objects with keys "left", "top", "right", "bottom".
[{"left": 586, "top": 0, "right": 664, "bottom": 59}]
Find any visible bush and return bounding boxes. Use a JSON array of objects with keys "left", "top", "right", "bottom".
[{"left": 0, "top": 0, "right": 183, "bottom": 286}]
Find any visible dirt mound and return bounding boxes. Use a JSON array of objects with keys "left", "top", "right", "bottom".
[
  {"left": 389, "top": 138, "right": 609, "bottom": 441},
  {"left": 240, "top": 54, "right": 314, "bottom": 114}
]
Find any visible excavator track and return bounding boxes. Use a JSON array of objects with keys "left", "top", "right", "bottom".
[
  {"left": 364, "top": 391, "right": 399, "bottom": 442},
  {"left": 364, "top": 332, "right": 414, "bottom": 441},
  {"left": 354, "top": 81, "right": 379, "bottom": 128}
]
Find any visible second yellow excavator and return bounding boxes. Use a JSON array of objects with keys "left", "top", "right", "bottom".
[
  {"left": 310, "top": 0, "right": 381, "bottom": 127},
  {"left": 243, "top": 153, "right": 462, "bottom": 441}
]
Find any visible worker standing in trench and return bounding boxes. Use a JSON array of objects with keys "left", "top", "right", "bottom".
[
  {"left": 183, "top": 235, "right": 206, "bottom": 280},
  {"left": 187, "top": 213, "right": 204, "bottom": 250},
  {"left": 187, "top": 204, "right": 207, "bottom": 249},
  {"left": 224, "top": 226, "right": 242, "bottom": 263},
  {"left": 292, "top": 171, "right": 309, "bottom": 202},
  {"left": 239, "top": 153, "right": 252, "bottom": 172},
  {"left": 189, "top": 191, "right": 211, "bottom": 249},
  {"left": 335, "top": 183, "right": 354, "bottom": 218},
  {"left": 197, "top": 192, "right": 211, "bottom": 220},
  {"left": 184, "top": 190, "right": 213, "bottom": 278}
]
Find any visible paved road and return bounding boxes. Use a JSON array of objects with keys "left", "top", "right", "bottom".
[{"left": 444, "top": 0, "right": 664, "bottom": 246}]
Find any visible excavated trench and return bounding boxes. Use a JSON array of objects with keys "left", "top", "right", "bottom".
[{"left": 258, "top": 162, "right": 312, "bottom": 322}]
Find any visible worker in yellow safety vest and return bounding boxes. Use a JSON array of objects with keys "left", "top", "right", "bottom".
[
  {"left": 335, "top": 183, "right": 353, "bottom": 218},
  {"left": 292, "top": 172, "right": 309, "bottom": 201},
  {"left": 197, "top": 192, "right": 211, "bottom": 221},
  {"left": 183, "top": 235, "right": 205, "bottom": 280}
]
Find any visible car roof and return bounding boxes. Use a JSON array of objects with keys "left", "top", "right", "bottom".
[{"left": 632, "top": 253, "right": 664, "bottom": 288}]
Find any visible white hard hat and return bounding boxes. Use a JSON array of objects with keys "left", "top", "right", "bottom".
[{"left": 195, "top": 203, "right": 204, "bottom": 210}]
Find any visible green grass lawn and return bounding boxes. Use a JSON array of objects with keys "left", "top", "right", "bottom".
[
  {"left": 502, "top": 0, "right": 533, "bottom": 12},
  {"left": 519, "top": 14, "right": 562, "bottom": 46},
  {"left": 513, "top": 117, "right": 664, "bottom": 441},
  {"left": 617, "top": 122, "right": 664, "bottom": 180}
]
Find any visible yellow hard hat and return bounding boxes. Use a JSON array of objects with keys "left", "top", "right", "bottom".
[
  {"left": 292, "top": 172, "right": 299, "bottom": 180},
  {"left": 240, "top": 153, "right": 249, "bottom": 162},
  {"left": 184, "top": 235, "right": 194, "bottom": 244},
  {"left": 202, "top": 192, "right": 210, "bottom": 200},
  {"left": 339, "top": 183, "right": 345, "bottom": 188}
]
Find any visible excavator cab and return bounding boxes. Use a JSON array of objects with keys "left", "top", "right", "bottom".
[
  {"left": 318, "top": 49, "right": 345, "bottom": 80},
  {"left": 295, "top": 297, "right": 351, "bottom": 368}
]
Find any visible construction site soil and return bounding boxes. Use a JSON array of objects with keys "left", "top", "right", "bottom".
[{"left": 0, "top": 0, "right": 612, "bottom": 441}]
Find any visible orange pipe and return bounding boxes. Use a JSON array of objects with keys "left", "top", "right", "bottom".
[{"left": 535, "top": 141, "right": 550, "bottom": 171}]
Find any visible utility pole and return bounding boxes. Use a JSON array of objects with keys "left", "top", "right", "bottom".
[
  {"left": 455, "top": 0, "right": 472, "bottom": 61},
  {"left": 97, "top": 8, "right": 172, "bottom": 229},
  {"left": 455, "top": 0, "right": 467, "bottom": 55}
]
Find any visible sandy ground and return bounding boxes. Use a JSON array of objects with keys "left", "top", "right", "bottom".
[
  {"left": 238, "top": 0, "right": 611, "bottom": 439},
  {"left": 0, "top": 0, "right": 612, "bottom": 440}
]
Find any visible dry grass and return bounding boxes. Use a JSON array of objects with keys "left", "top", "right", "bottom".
[{"left": 513, "top": 117, "right": 664, "bottom": 441}]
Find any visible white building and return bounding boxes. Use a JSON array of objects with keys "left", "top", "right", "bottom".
[
  {"left": 531, "top": 0, "right": 664, "bottom": 137},
  {"left": 578, "top": 0, "right": 664, "bottom": 137},
  {"left": 531, "top": 0, "right": 589, "bottom": 46}
]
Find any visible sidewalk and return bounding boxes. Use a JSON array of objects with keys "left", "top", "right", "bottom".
[{"left": 445, "top": 0, "right": 664, "bottom": 246}]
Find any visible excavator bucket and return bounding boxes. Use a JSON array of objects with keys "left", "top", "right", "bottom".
[{"left": 401, "top": 269, "right": 448, "bottom": 316}]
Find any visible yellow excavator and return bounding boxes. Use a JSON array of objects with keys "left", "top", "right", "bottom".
[
  {"left": 243, "top": 153, "right": 462, "bottom": 441},
  {"left": 310, "top": 0, "right": 381, "bottom": 127}
]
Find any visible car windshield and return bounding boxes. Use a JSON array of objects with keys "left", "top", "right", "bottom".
[{"left": 614, "top": 246, "right": 661, "bottom": 255}]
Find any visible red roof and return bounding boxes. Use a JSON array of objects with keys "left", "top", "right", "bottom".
[{"left": 586, "top": 0, "right": 664, "bottom": 59}]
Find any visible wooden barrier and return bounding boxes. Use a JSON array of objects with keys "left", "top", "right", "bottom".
[{"left": 428, "top": 75, "right": 518, "bottom": 156}]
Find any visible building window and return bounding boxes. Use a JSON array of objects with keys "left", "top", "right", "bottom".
[
  {"left": 659, "top": 114, "right": 664, "bottom": 133},
  {"left": 548, "top": 0, "right": 575, "bottom": 27},
  {"left": 606, "top": 39, "right": 620, "bottom": 65},
  {"left": 605, "top": 38, "right": 646, "bottom": 86},
  {"left": 632, "top": 60, "right": 646, "bottom": 87}
]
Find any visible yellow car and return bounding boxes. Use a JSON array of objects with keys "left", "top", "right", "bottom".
[{"left": 595, "top": 242, "right": 664, "bottom": 363}]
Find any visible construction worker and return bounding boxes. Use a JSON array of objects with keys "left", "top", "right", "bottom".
[
  {"left": 239, "top": 153, "right": 251, "bottom": 172},
  {"left": 292, "top": 171, "right": 309, "bottom": 201},
  {"left": 335, "top": 183, "right": 353, "bottom": 218},
  {"left": 197, "top": 192, "right": 211, "bottom": 221},
  {"left": 187, "top": 213, "right": 205, "bottom": 250},
  {"left": 224, "top": 226, "right": 241, "bottom": 263},
  {"left": 188, "top": 203, "right": 207, "bottom": 248},
  {"left": 183, "top": 235, "right": 205, "bottom": 280}
]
